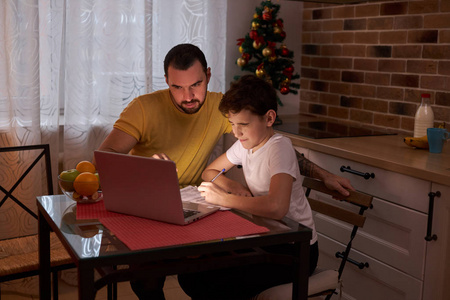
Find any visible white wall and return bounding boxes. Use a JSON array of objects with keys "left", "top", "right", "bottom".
[{"left": 226, "top": 0, "right": 303, "bottom": 115}]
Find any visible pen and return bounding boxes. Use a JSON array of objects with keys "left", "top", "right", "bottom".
[{"left": 211, "top": 168, "right": 225, "bottom": 182}]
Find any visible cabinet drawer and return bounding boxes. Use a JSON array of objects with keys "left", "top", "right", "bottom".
[
  {"left": 312, "top": 191, "right": 427, "bottom": 279},
  {"left": 317, "top": 234, "right": 423, "bottom": 300},
  {"left": 309, "top": 151, "right": 430, "bottom": 213}
]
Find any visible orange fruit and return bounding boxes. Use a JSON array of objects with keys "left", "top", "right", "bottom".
[
  {"left": 76, "top": 160, "right": 96, "bottom": 174},
  {"left": 73, "top": 172, "right": 99, "bottom": 196}
]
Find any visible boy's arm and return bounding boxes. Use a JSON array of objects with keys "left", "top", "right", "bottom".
[
  {"left": 199, "top": 173, "right": 292, "bottom": 219},
  {"left": 202, "top": 153, "right": 252, "bottom": 196},
  {"left": 296, "top": 150, "right": 354, "bottom": 196}
]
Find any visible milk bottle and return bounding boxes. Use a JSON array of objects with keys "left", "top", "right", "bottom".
[{"left": 413, "top": 93, "right": 434, "bottom": 137}]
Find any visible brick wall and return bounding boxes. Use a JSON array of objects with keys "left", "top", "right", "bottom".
[{"left": 300, "top": 0, "right": 450, "bottom": 134}]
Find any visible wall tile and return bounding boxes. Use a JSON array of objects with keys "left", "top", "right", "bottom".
[
  {"left": 380, "top": 30, "right": 407, "bottom": 44},
  {"left": 380, "top": 2, "right": 408, "bottom": 16},
  {"left": 407, "top": 60, "right": 437, "bottom": 74}
]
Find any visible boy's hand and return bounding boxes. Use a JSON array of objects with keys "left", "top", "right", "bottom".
[{"left": 198, "top": 182, "right": 228, "bottom": 206}]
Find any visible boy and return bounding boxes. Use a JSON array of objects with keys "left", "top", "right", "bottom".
[{"left": 178, "top": 74, "right": 319, "bottom": 299}]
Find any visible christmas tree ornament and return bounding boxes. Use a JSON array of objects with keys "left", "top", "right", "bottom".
[
  {"left": 273, "top": 25, "right": 282, "bottom": 35},
  {"left": 262, "top": 6, "right": 273, "bottom": 21},
  {"left": 249, "top": 30, "right": 258, "bottom": 40},
  {"left": 280, "top": 45, "right": 289, "bottom": 56},
  {"left": 256, "top": 68, "right": 266, "bottom": 78},
  {"left": 280, "top": 85, "right": 290, "bottom": 95},
  {"left": 234, "top": 0, "right": 300, "bottom": 106},
  {"left": 262, "top": 47, "right": 272, "bottom": 57},
  {"left": 237, "top": 57, "right": 247, "bottom": 67},
  {"left": 253, "top": 40, "right": 263, "bottom": 49}
]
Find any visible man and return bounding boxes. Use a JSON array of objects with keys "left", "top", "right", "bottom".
[{"left": 96, "top": 43, "right": 353, "bottom": 299}]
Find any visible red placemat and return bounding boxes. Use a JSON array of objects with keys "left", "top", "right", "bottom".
[
  {"left": 77, "top": 200, "right": 121, "bottom": 219},
  {"left": 100, "top": 212, "right": 269, "bottom": 250},
  {"left": 77, "top": 200, "right": 269, "bottom": 250}
]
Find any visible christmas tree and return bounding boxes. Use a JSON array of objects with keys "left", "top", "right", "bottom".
[{"left": 235, "top": 0, "right": 300, "bottom": 106}]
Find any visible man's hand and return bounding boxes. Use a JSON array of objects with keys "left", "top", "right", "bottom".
[
  {"left": 152, "top": 153, "right": 172, "bottom": 161},
  {"left": 321, "top": 173, "right": 354, "bottom": 198}
]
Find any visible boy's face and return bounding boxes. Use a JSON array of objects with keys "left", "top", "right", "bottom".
[
  {"left": 165, "top": 60, "right": 211, "bottom": 114},
  {"left": 228, "top": 109, "right": 275, "bottom": 152}
]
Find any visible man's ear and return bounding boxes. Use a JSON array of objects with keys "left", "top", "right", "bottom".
[
  {"left": 164, "top": 74, "right": 169, "bottom": 86},
  {"left": 266, "top": 110, "right": 277, "bottom": 127},
  {"left": 206, "top": 67, "right": 211, "bottom": 84}
]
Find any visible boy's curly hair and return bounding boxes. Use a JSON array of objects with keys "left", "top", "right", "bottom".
[{"left": 219, "top": 75, "right": 278, "bottom": 117}]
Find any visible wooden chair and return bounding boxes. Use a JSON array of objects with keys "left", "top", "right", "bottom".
[
  {"left": 0, "top": 144, "right": 74, "bottom": 299},
  {"left": 254, "top": 177, "right": 373, "bottom": 299}
]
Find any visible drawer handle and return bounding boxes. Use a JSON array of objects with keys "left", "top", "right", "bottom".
[
  {"left": 336, "top": 251, "right": 369, "bottom": 269},
  {"left": 340, "top": 166, "right": 375, "bottom": 180},
  {"left": 425, "top": 191, "right": 440, "bottom": 242}
]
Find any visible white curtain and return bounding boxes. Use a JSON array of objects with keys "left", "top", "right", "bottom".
[
  {"left": 0, "top": 0, "right": 226, "bottom": 236},
  {"left": 0, "top": 0, "right": 227, "bottom": 295}
]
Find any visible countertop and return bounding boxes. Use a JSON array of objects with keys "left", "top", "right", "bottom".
[{"left": 275, "top": 116, "right": 450, "bottom": 187}]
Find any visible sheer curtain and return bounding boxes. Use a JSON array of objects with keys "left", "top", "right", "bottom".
[
  {"left": 0, "top": 0, "right": 226, "bottom": 243},
  {"left": 0, "top": 0, "right": 227, "bottom": 294}
]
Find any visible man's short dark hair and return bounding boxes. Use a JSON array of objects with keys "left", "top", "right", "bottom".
[
  {"left": 164, "top": 44, "right": 208, "bottom": 76},
  {"left": 219, "top": 75, "right": 278, "bottom": 117}
]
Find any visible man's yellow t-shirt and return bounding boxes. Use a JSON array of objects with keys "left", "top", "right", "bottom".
[{"left": 114, "top": 89, "right": 232, "bottom": 187}]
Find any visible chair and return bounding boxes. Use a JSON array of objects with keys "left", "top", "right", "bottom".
[
  {"left": 254, "top": 177, "right": 373, "bottom": 299},
  {"left": 0, "top": 144, "right": 74, "bottom": 299}
]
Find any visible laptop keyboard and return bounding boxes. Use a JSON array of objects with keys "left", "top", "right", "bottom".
[{"left": 183, "top": 209, "right": 200, "bottom": 218}]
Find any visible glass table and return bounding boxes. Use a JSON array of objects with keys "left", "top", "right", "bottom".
[{"left": 37, "top": 195, "right": 312, "bottom": 300}]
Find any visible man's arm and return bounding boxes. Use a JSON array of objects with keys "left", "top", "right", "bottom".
[
  {"left": 296, "top": 150, "right": 354, "bottom": 197},
  {"left": 93, "top": 128, "right": 138, "bottom": 164}
]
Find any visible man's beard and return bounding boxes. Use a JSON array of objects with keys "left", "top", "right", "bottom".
[{"left": 180, "top": 99, "right": 202, "bottom": 114}]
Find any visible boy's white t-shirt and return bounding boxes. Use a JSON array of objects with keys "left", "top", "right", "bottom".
[{"left": 226, "top": 133, "right": 317, "bottom": 244}]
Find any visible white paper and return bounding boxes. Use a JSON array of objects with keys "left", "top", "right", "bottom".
[{"left": 180, "top": 185, "right": 231, "bottom": 211}]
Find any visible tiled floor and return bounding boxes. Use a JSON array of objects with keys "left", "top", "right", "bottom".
[{"left": 1, "top": 275, "right": 191, "bottom": 300}]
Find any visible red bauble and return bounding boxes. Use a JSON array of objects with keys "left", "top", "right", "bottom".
[
  {"left": 263, "top": 12, "right": 272, "bottom": 21},
  {"left": 285, "top": 65, "right": 294, "bottom": 74},
  {"left": 280, "top": 31, "right": 286, "bottom": 39},
  {"left": 280, "top": 85, "right": 290, "bottom": 95},
  {"left": 281, "top": 47, "right": 289, "bottom": 56},
  {"left": 249, "top": 30, "right": 258, "bottom": 40}
]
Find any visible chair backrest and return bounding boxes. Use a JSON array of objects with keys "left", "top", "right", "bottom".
[
  {"left": 302, "top": 177, "right": 373, "bottom": 280},
  {"left": 0, "top": 144, "right": 53, "bottom": 238}
]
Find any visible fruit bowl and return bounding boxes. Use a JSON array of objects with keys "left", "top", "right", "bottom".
[{"left": 58, "top": 175, "right": 103, "bottom": 203}]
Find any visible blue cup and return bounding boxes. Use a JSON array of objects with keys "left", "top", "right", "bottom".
[{"left": 427, "top": 128, "right": 450, "bottom": 153}]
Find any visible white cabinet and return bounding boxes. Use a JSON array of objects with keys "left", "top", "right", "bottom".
[
  {"left": 306, "top": 150, "right": 438, "bottom": 300},
  {"left": 423, "top": 183, "right": 450, "bottom": 300}
]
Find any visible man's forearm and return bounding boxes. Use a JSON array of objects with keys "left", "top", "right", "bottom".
[{"left": 296, "top": 150, "right": 327, "bottom": 180}]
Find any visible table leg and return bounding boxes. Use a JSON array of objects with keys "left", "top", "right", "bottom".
[
  {"left": 78, "top": 262, "right": 96, "bottom": 300},
  {"left": 292, "top": 240, "right": 310, "bottom": 300},
  {"left": 38, "top": 209, "right": 51, "bottom": 300}
]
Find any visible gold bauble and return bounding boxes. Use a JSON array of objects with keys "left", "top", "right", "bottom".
[
  {"left": 237, "top": 57, "right": 247, "bottom": 67},
  {"left": 262, "top": 47, "right": 272, "bottom": 57},
  {"left": 253, "top": 13, "right": 259, "bottom": 19},
  {"left": 273, "top": 26, "right": 281, "bottom": 34},
  {"left": 255, "top": 68, "right": 266, "bottom": 78},
  {"left": 253, "top": 40, "right": 262, "bottom": 50},
  {"left": 252, "top": 21, "right": 260, "bottom": 29},
  {"left": 239, "top": 46, "right": 243, "bottom": 53}
]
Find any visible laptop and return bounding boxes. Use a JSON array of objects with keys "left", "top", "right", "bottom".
[{"left": 94, "top": 150, "right": 219, "bottom": 225}]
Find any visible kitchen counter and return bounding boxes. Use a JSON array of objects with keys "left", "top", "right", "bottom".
[{"left": 277, "top": 128, "right": 450, "bottom": 187}]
